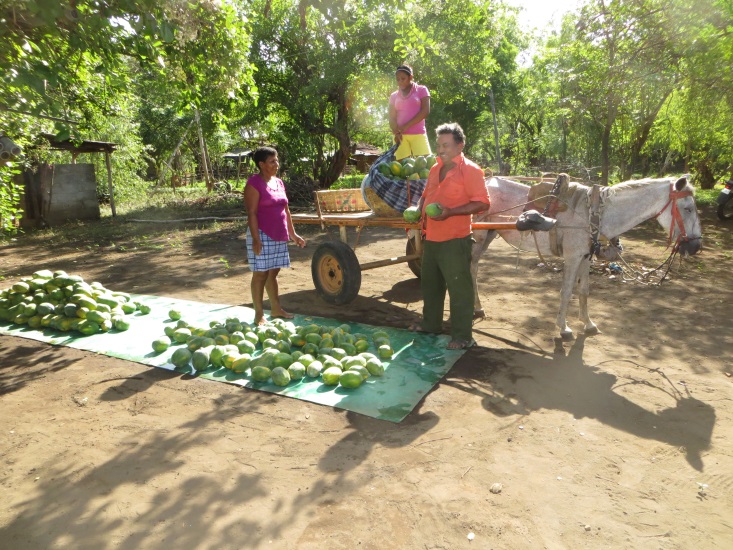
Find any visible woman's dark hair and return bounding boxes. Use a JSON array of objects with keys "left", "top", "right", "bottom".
[
  {"left": 396, "top": 64, "right": 413, "bottom": 77},
  {"left": 435, "top": 122, "right": 465, "bottom": 144},
  {"left": 253, "top": 146, "right": 278, "bottom": 167}
]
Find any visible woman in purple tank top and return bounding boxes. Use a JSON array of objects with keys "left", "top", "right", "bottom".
[{"left": 244, "top": 147, "right": 306, "bottom": 325}]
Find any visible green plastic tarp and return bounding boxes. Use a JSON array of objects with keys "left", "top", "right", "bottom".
[{"left": 1, "top": 294, "right": 466, "bottom": 423}]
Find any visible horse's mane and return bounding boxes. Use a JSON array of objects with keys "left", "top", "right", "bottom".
[{"left": 604, "top": 177, "right": 694, "bottom": 199}]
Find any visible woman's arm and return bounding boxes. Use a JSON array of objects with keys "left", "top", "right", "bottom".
[
  {"left": 397, "top": 96, "right": 430, "bottom": 133},
  {"left": 285, "top": 205, "right": 306, "bottom": 248},
  {"left": 388, "top": 103, "right": 402, "bottom": 144},
  {"left": 244, "top": 185, "right": 262, "bottom": 255}
]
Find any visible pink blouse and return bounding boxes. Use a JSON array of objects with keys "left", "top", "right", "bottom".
[
  {"left": 246, "top": 173, "right": 290, "bottom": 241},
  {"left": 389, "top": 84, "right": 430, "bottom": 135}
]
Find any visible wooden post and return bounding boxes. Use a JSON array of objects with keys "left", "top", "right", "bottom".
[{"left": 105, "top": 151, "right": 117, "bottom": 217}]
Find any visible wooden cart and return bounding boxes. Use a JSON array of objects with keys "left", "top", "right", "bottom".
[{"left": 291, "top": 189, "right": 516, "bottom": 305}]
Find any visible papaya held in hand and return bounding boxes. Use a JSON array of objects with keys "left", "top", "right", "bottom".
[{"left": 425, "top": 203, "right": 443, "bottom": 217}]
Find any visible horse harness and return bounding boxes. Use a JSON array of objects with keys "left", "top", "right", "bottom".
[
  {"left": 655, "top": 183, "right": 696, "bottom": 252},
  {"left": 543, "top": 177, "right": 623, "bottom": 261},
  {"left": 586, "top": 181, "right": 695, "bottom": 259}
]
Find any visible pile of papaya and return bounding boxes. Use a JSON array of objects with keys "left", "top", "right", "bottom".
[
  {"left": 376, "top": 154, "right": 436, "bottom": 181},
  {"left": 155, "top": 314, "right": 393, "bottom": 390},
  {"left": 0, "top": 270, "right": 143, "bottom": 336}
]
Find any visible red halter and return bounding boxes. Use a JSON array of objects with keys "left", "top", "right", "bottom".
[{"left": 655, "top": 183, "right": 694, "bottom": 251}]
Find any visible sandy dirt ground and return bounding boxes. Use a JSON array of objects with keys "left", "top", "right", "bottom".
[{"left": 1, "top": 207, "right": 732, "bottom": 549}]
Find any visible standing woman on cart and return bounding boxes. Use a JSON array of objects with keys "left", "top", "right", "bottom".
[
  {"left": 389, "top": 64, "right": 432, "bottom": 161},
  {"left": 244, "top": 146, "right": 306, "bottom": 325}
]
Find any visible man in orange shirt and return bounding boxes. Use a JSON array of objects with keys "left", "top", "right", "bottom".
[{"left": 410, "top": 123, "right": 490, "bottom": 349}]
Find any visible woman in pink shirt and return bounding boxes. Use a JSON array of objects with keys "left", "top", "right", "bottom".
[
  {"left": 389, "top": 64, "right": 432, "bottom": 161},
  {"left": 244, "top": 147, "right": 305, "bottom": 325}
]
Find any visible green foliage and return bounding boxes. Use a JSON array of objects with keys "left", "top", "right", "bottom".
[
  {"left": 0, "top": 0, "right": 255, "bottom": 226},
  {"left": 1, "top": 0, "right": 731, "bottom": 232},
  {"left": 0, "top": 161, "right": 23, "bottom": 234},
  {"left": 330, "top": 174, "right": 366, "bottom": 190}
]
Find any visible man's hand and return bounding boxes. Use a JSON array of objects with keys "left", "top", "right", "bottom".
[{"left": 430, "top": 205, "right": 451, "bottom": 221}]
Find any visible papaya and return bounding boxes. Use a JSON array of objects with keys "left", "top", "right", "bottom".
[
  {"left": 378, "top": 344, "right": 393, "bottom": 359},
  {"left": 365, "top": 358, "right": 385, "bottom": 376},
  {"left": 301, "top": 342, "right": 319, "bottom": 355},
  {"left": 228, "top": 331, "right": 245, "bottom": 345},
  {"left": 306, "top": 360, "right": 324, "bottom": 378},
  {"left": 289, "top": 334, "right": 306, "bottom": 347},
  {"left": 209, "top": 345, "right": 226, "bottom": 367},
  {"left": 272, "top": 352, "right": 293, "bottom": 368},
  {"left": 341, "top": 343, "right": 357, "bottom": 356},
  {"left": 11, "top": 281, "right": 30, "bottom": 294},
  {"left": 236, "top": 340, "right": 256, "bottom": 355},
  {"left": 274, "top": 340, "right": 291, "bottom": 353},
  {"left": 152, "top": 337, "right": 171, "bottom": 353},
  {"left": 343, "top": 355, "right": 367, "bottom": 369},
  {"left": 349, "top": 365, "right": 370, "bottom": 380},
  {"left": 250, "top": 348, "right": 278, "bottom": 369},
  {"left": 113, "top": 317, "right": 130, "bottom": 331},
  {"left": 425, "top": 203, "right": 443, "bottom": 217},
  {"left": 78, "top": 320, "right": 101, "bottom": 336},
  {"left": 221, "top": 352, "right": 239, "bottom": 370},
  {"left": 403, "top": 206, "right": 421, "bottom": 223},
  {"left": 231, "top": 354, "right": 251, "bottom": 373},
  {"left": 288, "top": 362, "right": 306, "bottom": 380},
  {"left": 330, "top": 348, "right": 348, "bottom": 361},
  {"left": 271, "top": 366, "right": 291, "bottom": 387},
  {"left": 192, "top": 348, "right": 212, "bottom": 371},
  {"left": 170, "top": 348, "right": 192, "bottom": 368},
  {"left": 86, "top": 310, "right": 110, "bottom": 325},
  {"left": 251, "top": 365, "right": 271, "bottom": 382},
  {"left": 298, "top": 354, "right": 315, "bottom": 367},
  {"left": 173, "top": 328, "right": 192, "bottom": 343},
  {"left": 339, "top": 370, "right": 364, "bottom": 389},
  {"left": 33, "top": 269, "right": 54, "bottom": 280},
  {"left": 321, "top": 366, "right": 342, "bottom": 386}
]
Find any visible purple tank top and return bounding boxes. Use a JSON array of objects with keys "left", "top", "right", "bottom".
[{"left": 247, "top": 173, "right": 289, "bottom": 241}]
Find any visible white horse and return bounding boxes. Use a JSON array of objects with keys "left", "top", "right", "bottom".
[{"left": 471, "top": 175, "right": 702, "bottom": 339}]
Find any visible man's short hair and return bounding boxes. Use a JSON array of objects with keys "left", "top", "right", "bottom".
[{"left": 435, "top": 123, "right": 465, "bottom": 144}]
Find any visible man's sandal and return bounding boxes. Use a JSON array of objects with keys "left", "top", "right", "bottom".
[{"left": 446, "top": 339, "right": 476, "bottom": 350}]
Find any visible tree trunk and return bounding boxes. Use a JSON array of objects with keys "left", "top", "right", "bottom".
[
  {"left": 316, "top": 87, "right": 352, "bottom": 188},
  {"left": 194, "top": 109, "right": 213, "bottom": 192},
  {"left": 696, "top": 160, "right": 715, "bottom": 190},
  {"left": 624, "top": 91, "right": 672, "bottom": 180}
]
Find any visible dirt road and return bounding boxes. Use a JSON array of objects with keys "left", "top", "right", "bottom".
[{"left": 1, "top": 209, "right": 731, "bottom": 549}]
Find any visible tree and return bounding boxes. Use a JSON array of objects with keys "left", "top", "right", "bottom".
[
  {"left": 243, "top": 0, "right": 523, "bottom": 185},
  {"left": 0, "top": 0, "right": 255, "bottom": 231},
  {"left": 242, "top": 0, "right": 400, "bottom": 187},
  {"left": 547, "top": 0, "right": 683, "bottom": 184}
]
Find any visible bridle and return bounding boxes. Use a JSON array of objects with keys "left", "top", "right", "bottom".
[{"left": 655, "top": 183, "right": 699, "bottom": 251}]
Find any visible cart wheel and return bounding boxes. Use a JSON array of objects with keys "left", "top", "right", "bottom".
[
  {"left": 406, "top": 236, "right": 422, "bottom": 279},
  {"left": 311, "top": 241, "right": 362, "bottom": 304}
]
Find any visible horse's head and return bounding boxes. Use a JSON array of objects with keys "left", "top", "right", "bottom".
[{"left": 657, "top": 177, "right": 702, "bottom": 256}]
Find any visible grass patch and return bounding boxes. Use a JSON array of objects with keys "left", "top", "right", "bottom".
[
  {"left": 694, "top": 187, "right": 719, "bottom": 208},
  {"left": 329, "top": 174, "right": 366, "bottom": 190}
]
